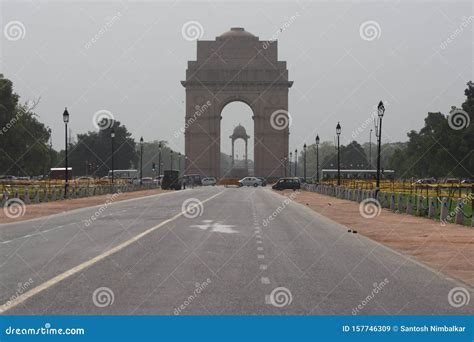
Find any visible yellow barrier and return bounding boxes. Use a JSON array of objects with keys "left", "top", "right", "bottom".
[
  {"left": 218, "top": 178, "right": 240, "bottom": 186},
  {"left": 318, "top": 179, "right": 472, "bottom": 199}
]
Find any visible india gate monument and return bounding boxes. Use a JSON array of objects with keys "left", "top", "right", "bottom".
[{"left": 182, "top": 27, "right": 293, "bottom": 178}]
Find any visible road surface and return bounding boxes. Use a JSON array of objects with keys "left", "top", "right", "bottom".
[{"left": 1, "top": 187, "right": 472, "bottom": 315}]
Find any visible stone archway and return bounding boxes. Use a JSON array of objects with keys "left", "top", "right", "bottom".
[{"left": 181, "top": 27, "right": 293, "bottom": 178}]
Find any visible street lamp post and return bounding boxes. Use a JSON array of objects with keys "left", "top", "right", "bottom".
[
  {"left": 284, "top": 156, "right": 287, "bottom": 177},
  {"left": 336, "top": 122, "right": 341, "bottom": 186},
  {"left": 294, "top": 149, "right": 298, "bottom": 177},
  {"left": 178, "top": 152, "right": 181, "bottom": 174},
  {"left": 62, "top": 108, "right": 69, "bottom": 198},
  {"left": 369, "top": 128, "right": 373, "bottom": 169},
  {"left": 170, "top": 150, "right": 174, "bottom": 170},
  {"left": 111, "top": 128, "right": 115, "bottom": 186},
  {"left": 48, "top": 130, "right": 53, "bottom": 177},
  {"left": 315, "top": 135, "right": 320, "bottom": 183},
  {"left": 289, "top": 151, "right": 293, "bottom": 176},
  {"left": 158, "top": 143, "right": 162, "bottom": 176},
  {"left": 303, "top": 144, "right": 307, "bottom": 182},
  {"left": 140, "top": 137, "right": 144, "bottom": 186},
  {"left": 376, "top": 101, "right": 385, "bottom": 195}
]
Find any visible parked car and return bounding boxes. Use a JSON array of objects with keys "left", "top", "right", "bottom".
[
  {"left": 16, "top": 176, "right": 30, "bottom": 181},
  {"left": 238, "top": 177, "right": 263, "bottom": 187},
  {"left": 414, "top": 177, "right": 436, "bottom": 185},
  {"left": 461, "top": 178, "right": 473, "bottom": 184},
  {"left": 154, "top": 175, "right": 164, "bottom": 185},
  {"left": 272, "top": 177, "right": 301, "bottom": 191},
  {"left": 256, "top": 177, "right": 267, "bottom": 186},
  {"left": 201, "top": 177, "right": 217, "bottom": 186},
  {"left": 141, "top": 177, "right": 154, "bottom": 184}
]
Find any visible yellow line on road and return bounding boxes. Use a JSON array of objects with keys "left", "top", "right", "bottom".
[{"left": 0, "top": 191, "right": 224, "bottom": 314}]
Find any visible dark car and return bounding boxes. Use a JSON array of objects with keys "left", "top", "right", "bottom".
[
  {"left": 256, "top": 177, "right": 267, "bottom": 186},
  {"left": 272, "top": 177, "right": 301, "bottom": 191},
  {"left": 161, "top": 170, "right": 181, "bottom": 190}
]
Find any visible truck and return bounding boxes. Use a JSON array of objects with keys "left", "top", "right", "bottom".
[{"left": 161, "top": 170, "right": 181, "bottom": 190}]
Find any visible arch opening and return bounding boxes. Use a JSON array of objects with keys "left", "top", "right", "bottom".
[{"left": 220, "top": 101, "right": 254, "bottom": 178}]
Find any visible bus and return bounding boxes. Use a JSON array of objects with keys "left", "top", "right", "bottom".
[
  {"left": 107, "top": 169, "right": 138, "bottom": 181},
  {"left": 182, "top": 174, "right": 202, "bottom": 186},
  {"left": 321, "top": 169, "right": 395, "bottom": 180}
]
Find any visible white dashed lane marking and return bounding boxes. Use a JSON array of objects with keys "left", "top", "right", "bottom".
[{"left": 261, "top": 277, "right": 270, "bottom": 284}]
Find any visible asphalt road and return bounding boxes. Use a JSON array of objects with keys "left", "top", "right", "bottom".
[{"left": 0, "top": 186, "right": 472, "bottom": 315}]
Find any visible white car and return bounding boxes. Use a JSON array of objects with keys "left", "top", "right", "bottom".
[
  {"left": 201, "top": 177, "right": 217, "bottom": 186},
  {"left": 238, "top": 177, "right": 263, "bottom": 187}
]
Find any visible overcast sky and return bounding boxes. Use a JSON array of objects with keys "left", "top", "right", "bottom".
[{"left": 1, "top": 0, "right": 472, "bottom": 159}]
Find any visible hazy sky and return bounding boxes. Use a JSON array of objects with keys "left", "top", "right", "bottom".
[{"left": 1, "top": 0, "right": 472, "bottom": 159}]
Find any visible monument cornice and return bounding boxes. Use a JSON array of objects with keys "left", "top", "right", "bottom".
[{"left": 181, "top": 80, "right": 293, "bottom": 88}]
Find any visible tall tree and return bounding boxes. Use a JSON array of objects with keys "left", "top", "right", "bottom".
[
  {"left": 321, "top": 141, "right": 368, "bottom": 170},
  {"left": 389, "top": 82, "right": 474, "bottom": 178},
  {"left": 0, "top": 74, "right": 51, "bottom": 176},
  {"left": 67, "top": 121, "right": 138, "bottom": 177}
]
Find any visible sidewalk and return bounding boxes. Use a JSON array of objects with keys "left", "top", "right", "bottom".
[
  {"left": 0, "top": 188, "right": 168, "bottom": 224},
  {"left": 279, "top": 189, "right": 474, "bottom": 287}
]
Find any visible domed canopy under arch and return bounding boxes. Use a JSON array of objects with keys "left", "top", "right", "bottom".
[
  {"left": 230, "top": 124, "right": 250, "bottom": 140},
  {"left": 229, "top": 124, "right": 250, "bottom": 170}
]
